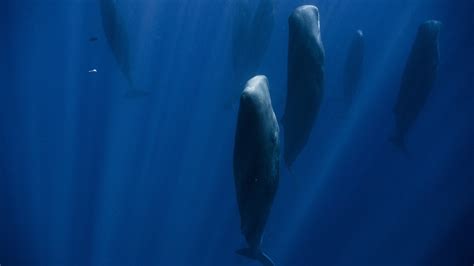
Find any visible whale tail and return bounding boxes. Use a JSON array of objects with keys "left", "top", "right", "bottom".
[{"left": 236, "top": 248, "right": 274, "bottom": 266}]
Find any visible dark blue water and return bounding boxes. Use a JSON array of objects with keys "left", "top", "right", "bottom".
[{"left": 1, "top": 0, "right": 473, "bottom": 265}]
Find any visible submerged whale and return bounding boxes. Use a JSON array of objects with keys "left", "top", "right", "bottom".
[
  {"left": 100, "top": 0, "right": 148, "bottom": 96},
  {"left": 229, "top": 0, "right": 275, "bottom": 104},
  {"left": 391, "top": 20, "right": 442, "bottom": 149},
  {"left": 233, "top": 75, "right": 279, "bottom": 266},
  {"left": 343, "top": 30, "right": 364, "bottom": 107},
  {"left": 282, "top": 5, "right": 325, "bottom": 168}
]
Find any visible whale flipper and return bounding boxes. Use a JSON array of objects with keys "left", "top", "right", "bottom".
[{"left": 236, "top": 248, "right": 275, "bottom": 266}]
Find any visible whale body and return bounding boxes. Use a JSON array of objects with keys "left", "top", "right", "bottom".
[
  {"left": 391, "top": 20, "right": 441, "bottom": 149},
  {"left": 233, "top": 75, "right": 279, "bottom": 266},
  {"left": 282, "top": 5, "right": 325, "bottom": 168}
]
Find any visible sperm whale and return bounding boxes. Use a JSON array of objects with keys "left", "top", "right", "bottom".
[{"left": 233, "top": 75, "right": 279, "bottom": 266}]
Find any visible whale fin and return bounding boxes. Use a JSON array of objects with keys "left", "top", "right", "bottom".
[{"left": 236, "top": 248, "right": 274, "bottom": 266}]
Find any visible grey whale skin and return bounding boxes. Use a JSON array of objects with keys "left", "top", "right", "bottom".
[
  {"left": 391, "top": 20, "right": 441, "bottom": 149},
  {"left": 233, "top": 75, "right": 279, "bottom": 266},
  {"left": 343, "top": 30, "right": 364, "bottom": 107},
  {"left": 230, "top": 0, "right": 275, "bottom": 104},
  {"left": 282, "top": 5, "right": 325, "bottom": 168},
  {"left": 100, "top": 0, "right": 148, "bottom": 96}
]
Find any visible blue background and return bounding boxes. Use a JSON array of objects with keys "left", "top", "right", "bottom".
[{"left": 1, "top": 0, "right": 473, "bottom": 265}]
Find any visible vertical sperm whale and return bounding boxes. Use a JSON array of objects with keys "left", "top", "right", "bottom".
[
  {"left": 233, "top": 75, "right": 279, "bottom": 266},
  {"left": 391, "top": 20, "right": 442, "bottom": 149},
  {"left": 343, "top": 30, "right": 364, "bottom": 108},
  {"left": 282, "top": 5, "right": 325, "bottom": 168}
]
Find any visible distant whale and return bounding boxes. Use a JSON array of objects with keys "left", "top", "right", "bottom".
[
  {"left": 391, "top": 20, "right": 442, "bottom": 149},
  {"left": 229, "top": 0, "right": 275, "bottom": 105},
  {"left": 343, "top": 30, "right": 364, "bottom": 108},
  {"left": 99, "top": 0, "right": 148, "bottom": 96},
  {"left": 233, "top": 75, "right": 279, "bottom": 266},
  {"left": 282, "top": 5, "right": 325, "bottom": 168}
]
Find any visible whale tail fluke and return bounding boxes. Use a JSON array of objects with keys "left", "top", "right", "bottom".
[{"left": 236, "top": 248, "right": 274, "bottom": 266}]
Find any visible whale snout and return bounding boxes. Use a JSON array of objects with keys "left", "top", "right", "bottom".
[
  {"left": 419, "top": 19, "right": 442, "bottom": 40},
  {"left": 423, "top": 19, "right": 442, "bottom": 32},
  {"left": 432, "top": 20, "right": 442, "bottom": 31}
]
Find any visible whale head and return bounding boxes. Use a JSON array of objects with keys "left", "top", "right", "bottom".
[
  {"left": 354, "top": 29, "right": 364, "bottom": 45},
  {"left": 420, "top": 20, "right": 442, "bottom": 40},
  {"left": 289, "top": 5, "right": 325, "bottom": 64},
  {"left": 240, "top": 75, "right": 272, "bottom": 114}
]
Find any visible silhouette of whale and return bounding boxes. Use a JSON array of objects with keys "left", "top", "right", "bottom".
[
  {"left": 391, "top": 20, "right": 442, "bottom": 149},
  {"left": 233, "top": 75, "right": 279, "bottom": 266},
  {"left": 99, "top": 0, "right": 149, "bottom": 97},
  {"left": 282, "top": 5, "right": 325, "bottom": 168}
]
